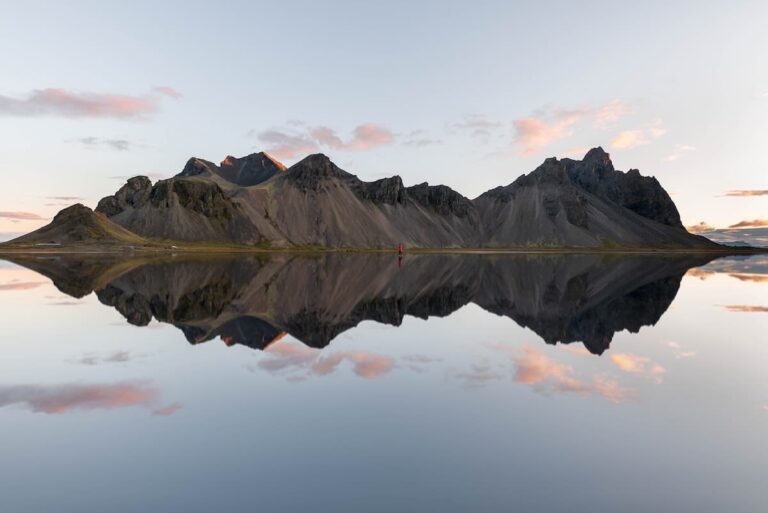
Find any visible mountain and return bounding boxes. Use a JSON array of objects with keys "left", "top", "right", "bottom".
[
  {"left": 1, "top": 147, "right": 724, "bottom": 250},
  {"left": 473, "top": 148, "right": 707, "bottom": 248},
  {"left": 6, "top": 204, "right": 148, "bottom": 249}
]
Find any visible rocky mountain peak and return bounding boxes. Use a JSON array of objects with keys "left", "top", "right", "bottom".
[
  {"left": 582, "top": 146, "right": 613, "bottom": 168},
  {"left": 53, "top": 203, "right": 93, "bottom": 223},
  {"left": 518, "top": 157, "right": 570, "bottom": 187},
  {"left": 285, "top": 154, "right": 353, "bottom": 191}
]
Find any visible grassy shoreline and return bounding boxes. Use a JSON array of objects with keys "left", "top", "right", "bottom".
[{"left": 0, "top": 243, "right": 765, "bottom": 256}]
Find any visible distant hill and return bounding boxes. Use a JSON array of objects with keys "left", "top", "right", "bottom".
[
  {"left": 699, "top": 227, "right": 768, "bottom": 248},
  {"left": 1, "top": 147, "right": 721, "bottom": 250}
]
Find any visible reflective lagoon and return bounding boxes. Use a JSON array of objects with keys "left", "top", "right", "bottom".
[{"left": 0, "top": 252, "right": 766, "bottom": 513}]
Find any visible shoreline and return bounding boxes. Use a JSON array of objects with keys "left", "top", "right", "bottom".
[{"left": 0, "top": 245, "right": 766, "bottom": 257}]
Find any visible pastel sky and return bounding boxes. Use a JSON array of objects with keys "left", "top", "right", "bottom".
[{"left": 1, "top": 0, "right": 766, "bottom": 235}]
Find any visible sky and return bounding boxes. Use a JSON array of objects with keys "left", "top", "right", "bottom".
[{"left": 0, "top": 0, "right": 766, "bottom": 236}]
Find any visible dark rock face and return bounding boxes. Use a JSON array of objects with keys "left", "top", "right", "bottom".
[
  {"left": 95, "top": 176, "right": 152, "bottom": 217},
  {"left": 473, "top": 149, "right": 711, "bottom": 247},
  {"left": 355, "top": 176, "right": 408, "bottom": 205},
  {"left": 217, "top": 153, "right": 286, "bottom": 186},
  {"left": 285, "top": 153, "right": 354, "bottom": 191},
  {"left": 406, "top": 183, "right": 474, "bottom": 217},
  {"left": 563, "top": 147, "right": 684, "bottom": 228},
  {"left": 177, "top": 153, "right": 285, "bottom": 186},
  {"left": 149, "top": 179, "right": 239, "bottom": 221},
  {"left": 178, "top": 158, "right": 214, "bottom": 179}
]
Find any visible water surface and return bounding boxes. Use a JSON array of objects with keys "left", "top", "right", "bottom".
[{"left": 0, "top": 253, "right": 766, "bottom": 513}]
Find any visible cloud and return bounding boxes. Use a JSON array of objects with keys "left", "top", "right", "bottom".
[
  {"left": 152, "top": 86, "right": 182, "bottom": 99},
  {"left": 721, "top": 305, "right": 768, "bottom": 313},
  {"left": 0, "top": 281, "right": 47, "bottom": 291},
  {"left": 257, "top": 130, "right": 319, "bottom": 160},
  {"left": 611, "top": 121, "right": 667, "bottom": 149},
  {"left": 311, "top": 123, "right": 395, "bottom": 150},
  {"left": 0, "top": 211, "right": 45, "bottom": 221},
  {"left": 610, "top": 353, "right": 666, "bottom": 383},
  {"left": 402, "top": 130, "right": 442, "bottom": 147},
  {"left": 46, "top": 196, "right": 85, "bottom": 201},
  {"left": 512, "top": 110, "right": 584, "bottom": 156},
  {"left": 512, "top": 345, "right": 632, "bottom": 403},
  {"left": 663, "top": 341, "right": 697, "bottom": 359},
  {"left": 728, "top": 219, "right": 768, "bottom": 229},
  {"left": 592, "top": 100, "right": 635, "bottom": 128},
  {"left": 723, "top": 190, "right": 768, "bottom": 197},
  {"left": 451, "top": 363, "right": 503, "bottom": 387},
  {"left": 0, "top": 381, "right": 180, "bottom": 415},
  {"left": 685, "top": 267, "right": 715, "bottom": 280},
  {"left": 257, "top": 122, "right": 395, "bottom": 160},
  {"left": 686, "top": 221, "right": 716, "bottom": 234},
  {"left": 663, "top": 144, "right": 696, "bottom": 162},
  {"left": 511, "top": 100, "right": 633, "bottom": 156},
  {"left": 0, "top": 87, "right": 179, "bottom": 119},
  {"left": 70, "top": 136, "right": 133, "bottom": 151},
  {"left": 75, "top": 351, "right": 133, "bottom": 366},
  {"left": 728, "top": 273, "right": 768, "bottom": 283},
  {"left": 450, "top": 115, "right": 503, "bottom": 139}
]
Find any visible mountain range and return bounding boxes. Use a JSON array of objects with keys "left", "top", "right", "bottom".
[{"left": 2, "top": 147, "right": 722, "bottom": 250}]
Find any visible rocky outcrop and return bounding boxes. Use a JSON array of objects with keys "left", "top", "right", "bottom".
[
  {"left": 95, "top": 176, "right": 153, "bottom": 217},
  {"left": 473, "top": 151, "right": 716, "bottom": 248},
  {"left": 96, "top": 177, "right": 263, "bottom": 243},
  {"left": 407, "top": 183, "right": 474, "bottom": 217},
  {"left": 7, "top": 204, "right": 146, "bottom": 248},
  {"left": 176, "top": 152, "right": 286, "bottom": 187},
  {"left": 563, "top": 147, "right": 683, "bottom": 228}
]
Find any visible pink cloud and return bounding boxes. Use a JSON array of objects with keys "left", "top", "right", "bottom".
[
  {"left": 258, "top": 123, "right": 395, "bottom": 159},
  {"left": 0, "top": 87, "right": 179, "bottom": 119},
  {"left": 592, "top": 100, "right": 634, "bottom": 128},
  {"left": 0, "top": 381, "right": 181, "bottom": 415},
  {"left": 511, "top": 100, "right": 633, "bottom": 156},
  {"left": 723, "top": 190, "right": 768, "bottom": 197},
  {"left": 728, "top": 219, "right": 768, "bottom": 229},
  {"left": 0, "top": 211, "right": 45, "bottom": 220},
  {"left": 513, "top": 111, "right": 584, "bottom": 156},
  {"left": 686, "top": 221, "right": 715, "bottom": 234},
  {"left": 0, "top": 281, "right": 46, "bottom": 291},
  {"left": 152, "top": 86, "right": 182, "bottom": 99},
  {"left": 611, "top": 122, "right": 667, "bottom": 149},
  {"left": 258, "top": 130, "right": 319, "bottom": 160},
  {"left": 310, "top": 124, "right": 395, "bottom": 150}
]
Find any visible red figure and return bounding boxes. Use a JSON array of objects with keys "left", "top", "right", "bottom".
[{"left": 397, "top": 243, "right": 404, "bottom": 254}]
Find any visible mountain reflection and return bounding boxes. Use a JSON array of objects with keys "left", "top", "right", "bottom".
[{"left": 5, "top": 253, "right": 720, "bottom": 355}]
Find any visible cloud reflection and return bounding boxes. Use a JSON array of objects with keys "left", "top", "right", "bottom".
[
  {"left": 256, "top": 340, "right": 395, "bottom": 380},
  {"left": 0, "top": 382, "right": 180, "bottom": 415},
  {"left": 610, "top": 353, "right": 666, "bottom": 383},
  {"left": 511, "top": 345, "right": 632, "bottom": 403}
]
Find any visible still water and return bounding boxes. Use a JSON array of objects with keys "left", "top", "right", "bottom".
[{"left": 0, "top": 253, "right": 765, "bottom": 513}]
